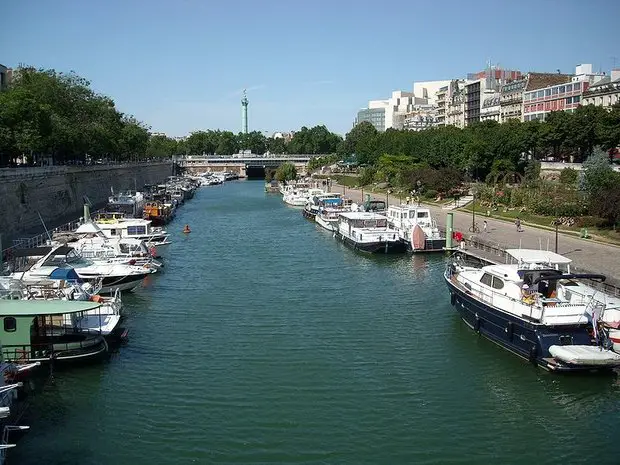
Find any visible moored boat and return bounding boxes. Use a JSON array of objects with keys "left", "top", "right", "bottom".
[
  {"left": 444, "top": 249, "right": 620, "bottom": 372},
  {"left": 335, "top": 212, "right": 405, "bottom": 254},
  {"left": 386, "top": 204, "right": 445, "bottom": 253}
]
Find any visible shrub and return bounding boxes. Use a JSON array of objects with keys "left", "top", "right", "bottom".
[{"left": 559, "top": 167, "right": 578, "bottom": 185}]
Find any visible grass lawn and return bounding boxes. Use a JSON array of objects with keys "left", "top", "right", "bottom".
[{"left": 459, "top": 201, "right": 620, "bottom": 246}]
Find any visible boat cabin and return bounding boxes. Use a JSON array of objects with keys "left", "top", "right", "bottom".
[
  {"left": 338, "top": 212, "right": 388, "bottom": 230},
  {"left": 0, "top": 300, "right": 108, "bottom": 364},
  {"left": 96, "top": 219, "right": 155, "bottom": 239}
]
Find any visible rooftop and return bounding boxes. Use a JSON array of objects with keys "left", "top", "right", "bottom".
[
  {"left": 0, "top": 299, "right": 102, "bottom": 317},
  {"left": 505, "top": 249, "right": 572, "bottom": 265}
]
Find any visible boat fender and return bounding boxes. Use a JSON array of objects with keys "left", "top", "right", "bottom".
[
  {"left": 506, "top": 322, "right": 514, "bottom": 340},
  {"left": 450, "top": 293, "right": 456, "bottom": 306},
  {"left": 473, "top": 314, "right": 481, "bottom": 333},
  {"left": 528, "top": 345, "right": 538, "bottom": 364}
]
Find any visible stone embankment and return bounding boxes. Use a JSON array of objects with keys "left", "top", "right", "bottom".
[{"left": 0, "top": 163, "right": 173, "bottom": 243}]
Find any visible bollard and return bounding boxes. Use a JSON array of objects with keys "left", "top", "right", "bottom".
[{"left": 446, "top": 213, "right": 454, "bottom": 249}]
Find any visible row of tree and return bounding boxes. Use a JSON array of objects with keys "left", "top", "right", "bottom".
[
  {"left": 0, "top": 66, "right": 346, "bottom": 166},
  {"left": 344, "top": 104, "right": 620, "bottom": 182},
  {"left": 0, "top": 67, "right": 150, "bottom": 166}
]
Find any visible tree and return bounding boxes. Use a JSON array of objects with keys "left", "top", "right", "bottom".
[
  {"left": 582, "top": 147, "right": 615, "bottom": 194},
  {"left": 342, "top": 122, "right": 379, "bottom": 165},
  {"left": 216, "top": 131, "right": 238, "bottom": 155},
  {"left": 266, "top": 136, "right": 287, "bottom": 154},
  {"left": 275, "top": 162, "right": 297, "bottom": 182},
  {"left": 147, "top": 135, "right": 178, "bottom": 158}
]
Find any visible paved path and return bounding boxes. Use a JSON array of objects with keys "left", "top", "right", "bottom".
[{"left": 331, "top": 183, "right": 620, "bottom": 282}]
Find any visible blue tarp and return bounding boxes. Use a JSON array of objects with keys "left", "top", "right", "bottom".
[
  {"left": 322, "top": 198, "right": 342, "bottom": 205},
  {"left": 49, "top": 267, "right": 83, "bottom": 282}
]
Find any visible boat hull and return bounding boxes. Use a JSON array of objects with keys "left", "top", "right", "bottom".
[
  {"left": 335, "top": 232, "right": 406, "bottom": 254},
  {"left": 315, "top": 216, "right": 337, "bottom": 231},
  {"left": 407, "top": 238, "right": 446, "bottom": 253},
  {"left": 444, "top": 272, "right": 609, "bottom": 372},
  {"left": 302, "top": 208, "right": 317, "bottom": 221}
]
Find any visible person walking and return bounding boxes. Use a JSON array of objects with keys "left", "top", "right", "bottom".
[
  {"left": 483, "top": 220, "right": 488, "bottom": 233},
  {"left": 515, "top": 217, "right": 523, "bottom": 232}
]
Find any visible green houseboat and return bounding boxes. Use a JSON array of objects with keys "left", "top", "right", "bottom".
[{"left": 0, "top": 300, "right": 109, "bottom": 364}]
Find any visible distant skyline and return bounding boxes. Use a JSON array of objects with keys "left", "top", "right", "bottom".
[{"left": 4, "top": 0, "right": 620, "bottom": 136}]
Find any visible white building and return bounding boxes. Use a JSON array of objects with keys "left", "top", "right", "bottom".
[
  {"left": 413, "top": 80, "right": 451, "bottom": 105},
  {"left": 582, "top": 69, "right": 620, "bottom": 108},
  {"left": 480, "top": 92, "right": 501, "bottom": 122},
  {"left": 363, "top": 90, "right": 428, "bottom": 130}
]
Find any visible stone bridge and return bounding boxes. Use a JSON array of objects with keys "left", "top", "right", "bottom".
[{"left": 177, "top": 154, "right": 325, "bottom": 178}]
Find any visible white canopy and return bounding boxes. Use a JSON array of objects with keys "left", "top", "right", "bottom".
[
  {"left": 505, "top": 249, "right": 572, "bottom": 265},
  {"left": 75, "top": 222, "right": 103, "bottom": 234}
]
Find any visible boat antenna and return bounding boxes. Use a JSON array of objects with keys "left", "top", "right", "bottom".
[{"left": 37, "top": 210, "right": 53, "bottom": 243}]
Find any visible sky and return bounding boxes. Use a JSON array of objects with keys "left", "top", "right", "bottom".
[{"left": 3, "top": 0, "right": 620, "bottom": 136}]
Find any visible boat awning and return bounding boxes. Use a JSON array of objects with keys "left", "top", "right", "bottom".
[
  {"left": 75, "top": 222, "right": 103, "bottom": 234},
  {"left": 10, "top": 247, "right": 52, "bottom": 257},
  {"left": 0, "top": 300, "right": 101, "bottom": 317},
  {"left": 506, "top": 249, "right": 572, "bottom": 265},
  {"left": 48, "top": 268, "right": 83, "bottom": 282}
]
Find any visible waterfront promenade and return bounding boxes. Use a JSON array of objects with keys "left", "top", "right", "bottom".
[{"left": 331, "top": 183, "right": 620, "bottom": 284}]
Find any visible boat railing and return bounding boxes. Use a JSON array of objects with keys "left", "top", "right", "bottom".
[
  {"left": 465, "top": 237, "right": 620, "bottom": 298},
  {"left": 2, "top": 337, "right": 104, "bottom": 363}
]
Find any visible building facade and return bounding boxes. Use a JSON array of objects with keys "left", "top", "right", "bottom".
[
  {"left": 582, "top": 69, "right": 620, "bottom": 108},
  {"left": 435, "top": 85, "right": 448, "bottom": 126},
  {"left": 465, "top": 80, "right": 482, "bottom": 125},
  {"left": 522, "top": 64, "right": 605, "bottom": 121},
  {"left": 0, "top": 64, "right": 11, "bottom": 90},
  {"left": 445, "top": 80, "right": 467, "bottom": 128},
  {"left": 480, "top": 93, "right": 501, "bottom": 122},
  {"left": 499, "top": 73, "right": 572, "bottom": 123},
  {"left": 403, "top": 104, "right": 438, "bottom": 131},
  {"left": 355, "top": 107, "right": 386, "bottom": 132},
  {"left": 413, "top": 80, "right": 451, "bottom": 105}
]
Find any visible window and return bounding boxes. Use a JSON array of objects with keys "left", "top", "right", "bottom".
[
  {"left": 545, "top": 89, "right": 551, "bottom": 97},
  {"left": 480, "top": 273, "right": 493, "bottom": 287},
  {"left": 110, "top": 229, "right": 117, "bottom": 236},
  {"left": 553, "top": 87, "right": 559, "bottom": 95},
  {"left": 4, "top": 317, "right": 16, "bottom": 332},
  {"left": 538, "top": 90, "right": 544, "bottom": 98},
  {"left": 417, "top": 212, "right": 429, "bottom": 218},
  {"left": 574, "top": 95, "right": 580, "bottom": 103},
  {"left": 566, "top": 97, "right": 572, "bottom": 104},
  {"left": 559, "top": 86, "right": 565, "bottom": 93},
  {"left": 492, "top": 277, "right": 505, "bottom": 290}
]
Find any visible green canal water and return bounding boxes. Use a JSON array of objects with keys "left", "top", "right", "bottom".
[{"left": 11, "top": 181, "right": 620, "bottom": 464}]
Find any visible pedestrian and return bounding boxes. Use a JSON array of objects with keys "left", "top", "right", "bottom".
[
  {"left": 515, "top": 217, "right": 523, "bottom": 232},
  {"left": 406, "top": 196, "right": 410, "bottom": 205},
  {"left": 483, "top": 220, "right": 488, "bottom": 233}
]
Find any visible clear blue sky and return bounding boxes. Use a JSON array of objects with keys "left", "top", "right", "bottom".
[{"left": 4, "top": 0, "right": 619, "bottom": 136}]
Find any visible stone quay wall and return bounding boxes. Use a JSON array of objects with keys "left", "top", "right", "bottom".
[{"left": 0, "top": 162, "right": 173, "bottom": 243}]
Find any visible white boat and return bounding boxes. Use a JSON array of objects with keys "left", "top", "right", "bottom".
[
  {"left": 67, "top": 222, "right": 162, "bottom": 270},
  {"left": 0, "top": 276, "right": 124, "bottom": 338},
  {"left": 385, "top": 204, "right": 445, "bottom": 253},
  {"left": 9, "top": 245, "right": 155, "bottom": 293},
  {"left": 334, "top": 212, "right": 405, "bottom": 254},
  {"left": 94, "top": 218, "right": 171, "bottom": 248},
  {"left": 107, "top": 191, "right": 145, "bottom": 218},
  {"left": 314, "top": 196, "right": 351, "bottom": 231},
  {"left": 445, "top": 249, "right": 620, "bottom": 371}
]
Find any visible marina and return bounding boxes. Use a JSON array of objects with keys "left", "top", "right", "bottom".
[{"left": 2, "top": 180, "right": 620, "bottom": 464}]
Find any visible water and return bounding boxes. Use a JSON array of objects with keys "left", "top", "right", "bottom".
[{"left": 11, "top": 181, "right": 620, "bottom": 464}]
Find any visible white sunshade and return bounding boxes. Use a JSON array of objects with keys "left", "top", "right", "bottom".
[{"left": 505, "top": 249, "right": 572, "bottom": 265}]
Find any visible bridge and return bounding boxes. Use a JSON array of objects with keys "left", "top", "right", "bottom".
[{"left": 177, "top": 154, "right": 325, "bottom": 178}]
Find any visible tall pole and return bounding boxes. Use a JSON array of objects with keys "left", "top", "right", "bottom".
[
  {"left": 555, "top": 221, "right": 559, "bottom": 253},
  {"left": 241, "top": 90, "right": 249, "bottom": 134},
  {"left": 472, "top": 194, "right": 476, "bottom": 232}
]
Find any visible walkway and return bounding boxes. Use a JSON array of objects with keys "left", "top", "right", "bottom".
[{"left": 331, "top": 183, "right": 620, "bottom": 283}]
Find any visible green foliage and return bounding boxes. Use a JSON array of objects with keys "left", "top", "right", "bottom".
[
  {"left": 583, "top": 147, "right": 615, "bottom": 194},
  {"left": 559, "top": 167, "right": 578, "bottom": 185},
  {"left": 146, "top": 135, "right": 178, "bottom": 158},
  {"left": 275, "top": 162, "right": 297, "bottom": 182},
  {"left": 287, "top": 125, "right": 342, "bottom": 154},
  {"left": 0, "top": 66, "right": 151, "bottom": 165},
  {"left": 308, "top": 154, "right": 339, "bottom": 171}
]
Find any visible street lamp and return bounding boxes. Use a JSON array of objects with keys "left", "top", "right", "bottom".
[
  {"left": 386, "top": 189, "right": 391, "bottom": 207},
  {"left": 472, "top": 193, "right": 476, "bottom": 233},
  {"left": 555, "top": 220, "right": 559, "bottom": 253}
]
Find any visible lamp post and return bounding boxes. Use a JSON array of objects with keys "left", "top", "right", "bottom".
[
  {"left": 472, "top": 193, "right": 476, "bottom": 232},
  {"left": 555, "top": 220, "right": 559, "bottom": 253},
  {"left": 386, "top": 189, "right": 391, "bottom": 207}
]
